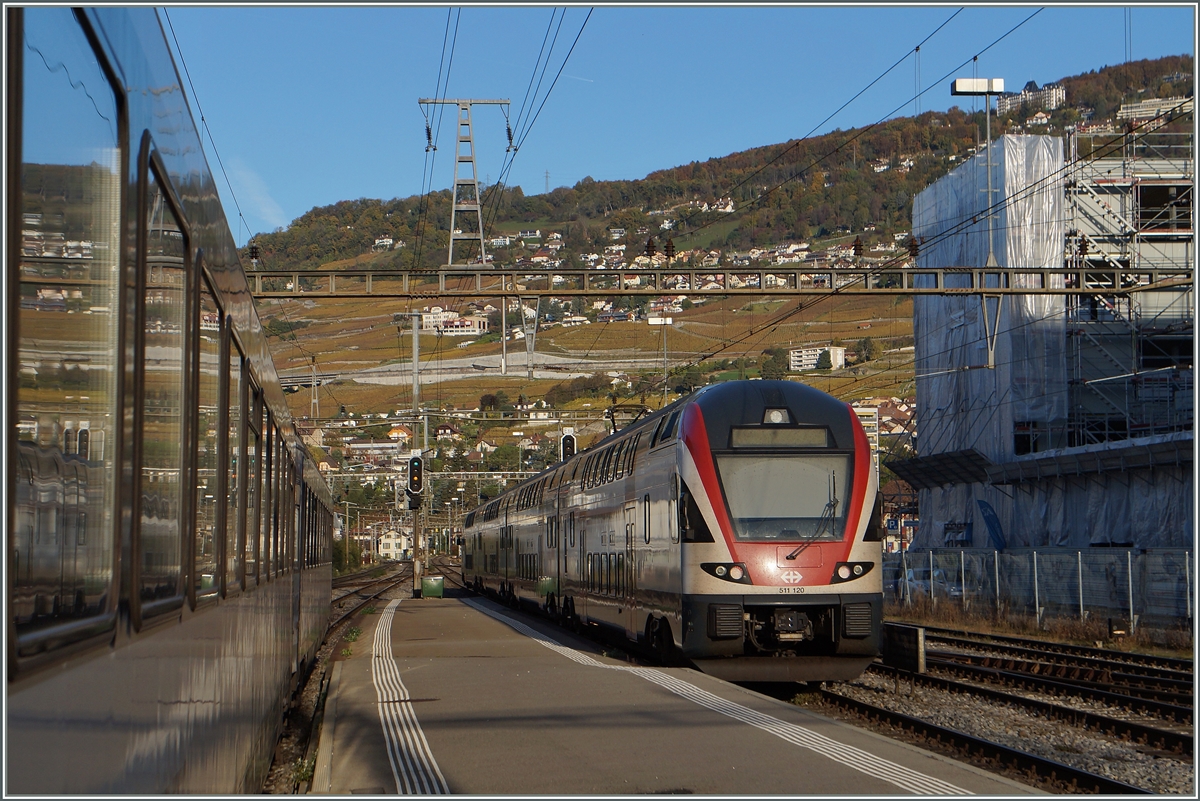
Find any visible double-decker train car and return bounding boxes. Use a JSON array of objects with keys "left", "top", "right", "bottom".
[
  {"left": 7, "top": 7, "right": 334, "bottom": 793},
  {"left": 463, "top": 380, "right": 884, "bottom": 683}
]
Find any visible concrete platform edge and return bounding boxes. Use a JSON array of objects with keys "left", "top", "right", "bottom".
[{"left": 310, "top": 660, "right": 343, "bottom": 794}]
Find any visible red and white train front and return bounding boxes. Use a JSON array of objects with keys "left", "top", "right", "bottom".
[{"left": 673, "top": 380, "right": 882, "bottom": 682}]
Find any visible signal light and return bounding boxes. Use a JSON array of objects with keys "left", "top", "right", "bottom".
[
  {"left": 1078, "top": 236, "right": 1089, "bottom": 258},
  {"left": 560, "top": 432, "right": 577, "bottom": 461},
  {"left": 248, "top": 243, "right": 260, "bottom": 261},
  {"left": 407, "top": 455, "right": 424, "bottom": 494}
]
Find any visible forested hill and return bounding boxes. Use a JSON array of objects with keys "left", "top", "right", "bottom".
[{"left": 248, "top": 55, "right": 1191, "bottom": 271}]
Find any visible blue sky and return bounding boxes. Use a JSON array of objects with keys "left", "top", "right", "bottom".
[{"left": 161, "top": 5, "right": 1196, "bottom": 246}]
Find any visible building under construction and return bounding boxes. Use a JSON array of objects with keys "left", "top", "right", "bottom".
[{"left": 892, "top": 116, "right": 1193, "bottom": 550}]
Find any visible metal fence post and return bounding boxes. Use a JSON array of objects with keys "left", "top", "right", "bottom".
[
  {"left": 1078, "top": 550, "right": 1084, "bottom": 621},
  {"left": 1033, "top": 550, "right": 1041, "bottom": 627},
  {"left": 994, "top": 550, "right": 1000, "bottom": 612},
  {"left": 1127, "top": 549, "right": 1136, "bottom": 633},
  {"left": 902, "top": 550, "right": 910, "bottom": 606},
  {"left": 961, "top": 549, "right": 967, "bottom": 609},
  {"left": 930, "top": 549, "right": 936, "bottom": 606},
  {"left": 1187, "top": 552, "right": 1192, "bottom": 621}
]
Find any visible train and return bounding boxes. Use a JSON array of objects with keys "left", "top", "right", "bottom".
[
  {"left": 463, "top": 379, "right": 885, "bottom": 683},
  {"left": 7, "top": 7, "right": 335, "bottom": 793}
]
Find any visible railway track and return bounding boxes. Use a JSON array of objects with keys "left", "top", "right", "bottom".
[
  {"left": 815, "top": 689, "right": 1152, "bottom": 795},
  {"left": 921, "top": 626, "right": 1194, "bottom": 675},
  {"left": 926, "top": 652, "right": 1193, "bottom": 718},
  {"left": 869, "top": 662, "right": 1192, "bottom": 755},
  {"left": 331, "top": 564, "right": 411, "bottom": 627}
]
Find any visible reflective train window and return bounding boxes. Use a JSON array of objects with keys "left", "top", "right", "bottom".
[
  {"left": 137, "top": 166, "right": 187, "bottom": 610},
  {"left": 194, "top": 276, "right": 221, "bottom": 599},
  {"left": 13, "top": 7, "right": 122, "bottom": 640},
  {"left": 225, "top": 340, "right": 245, "bottom": 593},
  {"left": 245, "top": 385, "right": 262, "bottom": 585}
]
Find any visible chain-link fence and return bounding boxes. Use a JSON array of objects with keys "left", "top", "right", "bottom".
[{"left": 883, "top": 548, "right": 1193, "bottom": 630}]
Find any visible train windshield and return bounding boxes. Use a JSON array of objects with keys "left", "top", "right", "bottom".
[{"left": 715, "top": 454, "right": 852, "bottom": 541}]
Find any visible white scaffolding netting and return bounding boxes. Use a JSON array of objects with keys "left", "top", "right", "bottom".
[{"left": 906, "top": 135, "right": 1192, "bottom": 549}]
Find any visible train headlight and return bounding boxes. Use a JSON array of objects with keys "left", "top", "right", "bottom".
[
  {"left": 701, "top": 562, "right": 752, "bottom": 584},
  {"left": 831, "top": 561, "right": 874, "bottom": 583},
  {"left": 763, "top": 408, "right": 790, "bottom": 425}
]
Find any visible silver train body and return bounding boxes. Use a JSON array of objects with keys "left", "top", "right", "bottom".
[
  {"left": 7, "top": 8, "right": 334, "bottom": 793},
  {"left": 464, "top": 380, "right": 884, "bottom": 683}
]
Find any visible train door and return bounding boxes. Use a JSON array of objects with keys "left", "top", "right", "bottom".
[
  {"left": 622, "top": 501, "right": 638, "bottom": 639},
  {"left": 502, "top": 502, "right": 511, "bottom": 597}
]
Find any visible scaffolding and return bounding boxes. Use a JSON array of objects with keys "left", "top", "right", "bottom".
[{"left": 1064, "top": 121, "right": 1194, "bottom": 447}]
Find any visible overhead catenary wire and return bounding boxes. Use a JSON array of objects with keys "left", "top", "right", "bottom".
[
  {"left": 634, "top": 99, "right": 1192, "bottom": 403},
  {"left": 161, "top": 8, "right": 252, "bottom": 247},
  {"left": 669, "top": 8, "right": 1042, "bottom": 247}
]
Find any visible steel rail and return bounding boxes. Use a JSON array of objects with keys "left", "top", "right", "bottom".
[
  {"left": 918, "top": 626, "right": 1194, "bottom": 674},
  {"left": 819, "top": 689, "right": 1152, "bottom": 794},
  {"left": 924, "top": 633, "right": 1193, "bottom": 683},
  {"left": 927, "top": 650, "right": 1194, "bottom": 705},
  {"left": 926, "top": 657, "right": 1193, "bottom": 724},
  {"left": 869, "top": 663, "right": 1192, "bottom": 755}
]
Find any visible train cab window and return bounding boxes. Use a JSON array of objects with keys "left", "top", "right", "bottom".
[
  {"left": 658, "top": 411, "right": 681, "bottom": 445},
  {"left": 194, "top": 276, "right": 221, "bottom": 599},
  {"left": 224, "top": 338, "right": 246, "bottom": 593},
  {"left": 12, "top": 7, "right": 123, "bottom": 646},
  {"left": 135, "top": 165, "right": 188, "bottom": 614}
]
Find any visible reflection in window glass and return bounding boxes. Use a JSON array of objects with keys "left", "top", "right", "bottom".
[
  {"left": 13, "top": 8, "right": 120, "bottom": 637},
  {"left": 245, "top": 391, "right": 261, "bottom": 584},
  {"left": 226, "top": 346, "right": 243, "bottom": 590},
  {"left": 139, "top": 173, "right": 185, "bottom": 605},
  {"left": 262, "top": 420, "right": 273, "bottom": 580},
  {"left": 195, "top": 281, "right": 220, "bottom": 596}
]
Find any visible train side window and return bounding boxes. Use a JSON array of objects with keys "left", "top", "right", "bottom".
[
  {"left": 245, "top": 385, "right": 263, "bottom": 585},
  {"left": 194, "top": 275, "right": 221, "bottom": 600},
  {"left": 261, "top": 415, "right": 274, "bottom": 581},
  {"left": 568, "top": 511, "right": 575, "bottom": 548},
  {"left": 613, "top": 440, "right": 627, "bottom": 480},
  {"left": 134, "top": 161, "right": 188, "bottom": 619},
  {"left": 659, "top": 411, "right": 680, "bottom": 443},
  {"left": 643, "top": 495, "right": 651, "bottom": 544},
  {"left": 223, "top": 336, "right": 246, "bottom": 594},
  {"left": 12, "top": 7, "right": 123, "bottom": 650}
]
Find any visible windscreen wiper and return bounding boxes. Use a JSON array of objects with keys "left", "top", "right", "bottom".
[{"left": 785, "top": 470, "right": 837, "bottom": 560}]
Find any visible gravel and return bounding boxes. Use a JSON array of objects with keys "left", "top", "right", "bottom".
[{"left": 817, "top": 671, "right": 1194, "bottom": 795}]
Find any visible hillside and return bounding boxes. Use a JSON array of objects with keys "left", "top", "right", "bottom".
[
  {"left": 245, "top": 55, "right": 1191, "bottom": 272},
  {"left": 254, "top": 55, "right": 1190, "bottom": 422}
]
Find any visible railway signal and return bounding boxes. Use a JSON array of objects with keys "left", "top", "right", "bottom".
[
  {"left": 561, "top": 429, "right": 577, "bottom": 460},
  {"left": 407, "top": 455, "right": 424, "bottom": 509}
]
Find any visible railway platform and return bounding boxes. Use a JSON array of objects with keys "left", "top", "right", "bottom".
[{"left": 311, "top": 585, "right": 1040, "bottom": 795}]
